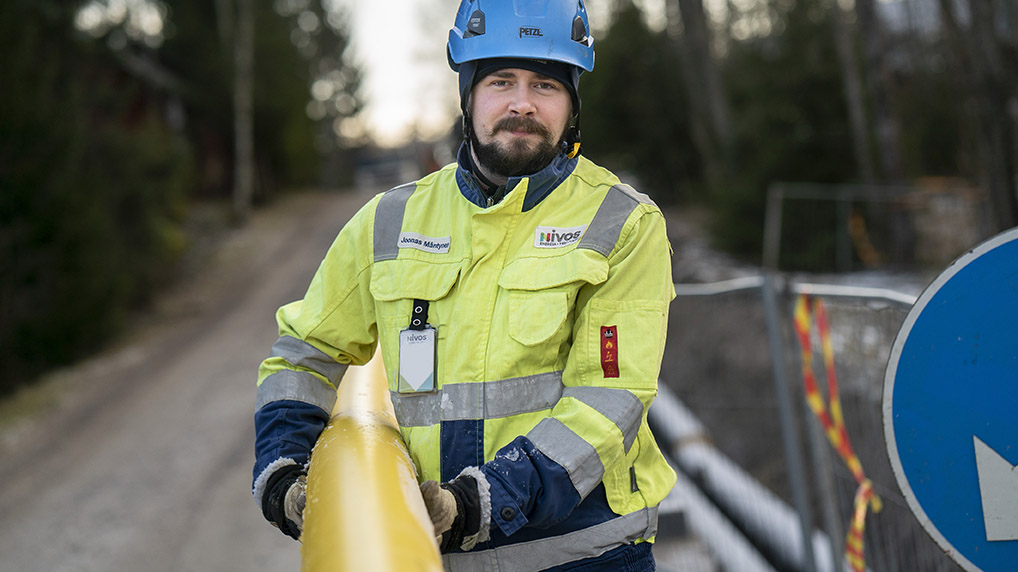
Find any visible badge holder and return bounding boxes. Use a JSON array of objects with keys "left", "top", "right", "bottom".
[{"left": 398, "top": 299, "right": 437, "bottom": 393}]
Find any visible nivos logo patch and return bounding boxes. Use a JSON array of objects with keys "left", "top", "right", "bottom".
[{"left": 535, "top": 225, "right": 586, "bottom": 249}]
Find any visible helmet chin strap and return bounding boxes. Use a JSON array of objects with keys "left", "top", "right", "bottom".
[
  {"left": 563, "top": 119, "right": 582, "bottom": 159},
  {"left": 461, "top": 112, "right": 473, "bottom": 143}
]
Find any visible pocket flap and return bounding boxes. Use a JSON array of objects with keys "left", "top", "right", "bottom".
[
  {"left": 508, "top": 291, "right": 568, "bottom": 346},
  {"left": 498, "top": 250, "right": 609, "bottom": 291},
  {"left": 370, "top": 259, "right": 461, "bottom": 301}
]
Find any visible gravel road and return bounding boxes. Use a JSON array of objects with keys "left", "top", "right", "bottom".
[{"left": 0, "top": 191, "right": 370, "bottom": 572}]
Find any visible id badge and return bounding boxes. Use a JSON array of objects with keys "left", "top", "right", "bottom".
[{"left": 398, "top": 326, "right": 436, "bottom": 393}]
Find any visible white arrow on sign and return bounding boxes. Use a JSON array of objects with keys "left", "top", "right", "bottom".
[{"left": 974, "top": 435, "right": 1018, "bottom": 541}]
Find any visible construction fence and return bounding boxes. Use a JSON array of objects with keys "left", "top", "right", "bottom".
[{"left": 653, "top": 182, "right": 993, "bottom": 571}]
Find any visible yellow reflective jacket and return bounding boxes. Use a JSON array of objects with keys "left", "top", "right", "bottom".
[{"left": 256, "top": 150, "right": 676, "bottom": 569}]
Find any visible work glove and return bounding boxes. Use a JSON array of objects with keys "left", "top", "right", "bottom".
[
  {"left": 261, "top": 464, "right": 306, "bottom": 540},
  {"left": 420, "top": 475, "right": 482, "bottom": 553}
]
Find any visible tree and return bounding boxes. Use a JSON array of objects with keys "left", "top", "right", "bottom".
[
  {"left": 938, "top": 0, "right": 1018, "bottom": 231},
  {"left": 0, "top": 0, "right": 192, "bottom": 394},
  {"left": 856, "top": 0, "right": 906, "bottom": 182},
  {"left": 233, "top": 0, "right": 254, "bottom": 221},
  {"left": 581, "top": 1, "right": 700, "bottom": 203},
  {"left": 831, "top": 0, "right": 876, "bottom": 184},
  {"left": 712, "top": 0, "right": 857, "bottom": 261},
  {"left": 0, "top": 0, "right": 363, "bottom": 393},
  {"left": 155, "top": 0, "right": 362, "bottom": 200},
  {"left": 669, "top": 0, "right": 734, "bottom": 193}
]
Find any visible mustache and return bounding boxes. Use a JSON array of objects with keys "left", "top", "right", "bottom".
[{"left": 493, "top": 116, "right": 551, "bottom": 138}]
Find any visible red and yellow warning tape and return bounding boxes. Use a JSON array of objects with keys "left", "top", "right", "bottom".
[{"left": 793, "top": 294, "right": 882, "bottom": 572}]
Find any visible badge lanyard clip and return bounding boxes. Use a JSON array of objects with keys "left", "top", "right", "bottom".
[
  {"left": 410, "top": 299, "right": 430, "bottom": 330},
  {"left": 398, "top": 299, "right": 436, "bottom": 393}
]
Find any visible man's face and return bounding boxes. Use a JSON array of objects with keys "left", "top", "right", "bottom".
[{"left": 469, "top": 68, "right": 573, "bottom": 178}]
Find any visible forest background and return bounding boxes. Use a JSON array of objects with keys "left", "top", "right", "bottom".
[{"left": 2, "top": 0, "right": 1016, "bottom": 396}]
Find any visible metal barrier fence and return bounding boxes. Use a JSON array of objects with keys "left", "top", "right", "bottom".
[
  {"left": 763, "top": 182, "right": 989, "bottom": 273},
  {"left": 660, "top": 275, "right": 964, "bottom": 572}
]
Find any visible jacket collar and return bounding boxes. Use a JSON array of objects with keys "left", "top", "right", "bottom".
[{"left": 454, "top": 142, "right": 577, "bottom": 211}]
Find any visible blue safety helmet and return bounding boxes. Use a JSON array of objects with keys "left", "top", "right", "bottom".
[
  {"left": 448, "top": 0, "right": 595, "bottom": 156},
  {"left": 447, "top": 0, "right": 594, "bottom": 74}
]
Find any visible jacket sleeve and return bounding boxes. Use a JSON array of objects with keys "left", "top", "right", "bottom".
[
  {"left": 479, "top": 204, "right": 674, "bottom": 535},
  {"left": 252, "top": 195, "right": 381, "bottom": 505}
]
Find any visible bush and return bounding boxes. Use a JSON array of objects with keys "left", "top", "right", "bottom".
[{"left": 0, "top": 2, "right": 192, "bottom": 395}]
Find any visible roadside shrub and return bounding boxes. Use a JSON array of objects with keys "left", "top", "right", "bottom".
[{"left": 0, "top": 2, "right": 192, "bottom": 395}]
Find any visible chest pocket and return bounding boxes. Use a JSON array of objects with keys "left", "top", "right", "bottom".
[
  {"left": 498, "top": 251, "right": 609, "bottom": 347},
  {"left": 370, "top": 259, "right": 461, "bottom": 385}
]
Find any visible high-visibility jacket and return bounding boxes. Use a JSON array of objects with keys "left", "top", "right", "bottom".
[{"left": 254, "top": 147, "right": 676, "bottom": 570}]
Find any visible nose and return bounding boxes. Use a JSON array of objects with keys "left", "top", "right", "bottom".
[{"left": 507, "top": 85, "right": 537, "bottom": 115}]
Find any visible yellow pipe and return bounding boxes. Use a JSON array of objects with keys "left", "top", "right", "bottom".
[{"left": 301, "top": 354, "right": 443, "bottom": 571}]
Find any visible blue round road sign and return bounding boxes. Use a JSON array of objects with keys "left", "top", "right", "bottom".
[{"left": 884, "top": 227, "right": 1018, "bottom": 572}]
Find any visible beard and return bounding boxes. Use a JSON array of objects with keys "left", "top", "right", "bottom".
[{"left": 472, "top": 116, "right": 563, "bottom": 179}]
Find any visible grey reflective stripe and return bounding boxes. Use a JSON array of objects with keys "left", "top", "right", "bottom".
[
  {"left": 255, "top": 369, "right": 338, "bottom": 412},
  {"left": 391, "top": 371, "right": 563, "bottom": 427},
  {"left": 373, "top": 183, "right": 416, "bottom": 262},
  {"left": 615, "top": 183, "right": 655, "bottom": 205},
  {"left": 563, "top": 386, "right": 643, "bottom": 453},
  {"left": 443, "top": 505, "right": 659, "bottom": 572},
  {"left": 528, "top": 417, "right": 604, "bottom": 498},
  {"left": 270, "top": 335, "right": 348, "bottom": 384},
  {"left": 577, "top": 184, "right": 654, "bottom": 257}
]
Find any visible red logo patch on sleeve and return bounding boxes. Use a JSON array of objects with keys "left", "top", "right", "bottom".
[{"left": 600, "top": 326, "right": 620, "bottom": 378}]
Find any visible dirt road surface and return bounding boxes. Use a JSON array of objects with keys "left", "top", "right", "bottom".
[{"left": 0, "top": 191, "right": 370, "bottom": 572}]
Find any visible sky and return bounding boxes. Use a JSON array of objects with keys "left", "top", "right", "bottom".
[{"left": 336, "top": 0, "right": 464, "bottom": 146}]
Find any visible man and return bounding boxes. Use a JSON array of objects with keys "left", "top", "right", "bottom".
[{"left": 253, "top": 1, "right": 676, "bottom": 570}]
